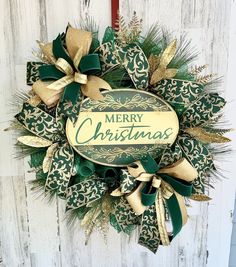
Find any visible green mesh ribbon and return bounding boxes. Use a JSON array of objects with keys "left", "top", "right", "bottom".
[{"left": 73, "top": 155, "right": 96, "bottom": 178}]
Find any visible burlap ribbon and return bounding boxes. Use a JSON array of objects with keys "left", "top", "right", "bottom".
[
  {"left": 111, "top": 155, "right": 197, "bottom": 250},
  {"left": 32, "top": 27, "right": 111, "bottom": 108}
]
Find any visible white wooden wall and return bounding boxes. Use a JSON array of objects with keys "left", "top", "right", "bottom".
[{"left": 0, "top": 0, "right": 236, "bottom": 266}]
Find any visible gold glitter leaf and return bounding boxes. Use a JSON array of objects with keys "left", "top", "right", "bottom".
[
  {"left": 43, "top": 143, "right": 58, "bottom": 173},
  {"left": 115, "top": 12, "right": 142, "bottom": 44},
  {"left": 190, "top": 64, "right": 208, "bottom": 75},
  {"left": 164, "top": 68, "right": 178, "bottom": 79},
  {"left": 150, "top": 39, "right": 177, "bottom": 85},
  {"left": 159, "top": 39, "right": 177, "bottom": 68},
  {"left": 37, "top": 41, "right": 56, "bottom": 64},
  {"left": 148, "top": 54, "right": 160, "bottom": 75},
  {"left": 184, "top": 127, "right": 231, "bottom": 143},
  {"left": 17, "top": 136, "right": 52, "bottom": 147},
  {"left": 27, "top": 95, "right": 41, "bottom": 107},
  {"left": 150, "top": 68, "right": 166, "bottom": 85},
  {"left": 196, "top": 74, "right": 216, "bottom": 84},
  {"left": 190, "top": 194, "right": 212, "bottom": 201}
]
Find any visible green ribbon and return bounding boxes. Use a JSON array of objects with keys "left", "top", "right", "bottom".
[
  {"left": 96, "top": 165, "right": 119, "bottom": 179},
  {"left": 52, "top": 34, "right": 74, "bottom": 67},
  {"left": 140, "top": 154, "right": 160, "bottom": 173},
  {"left": 39, "top": 65, "right": 64, "bottom": 81},
  {"left": 74, "top": 155, "right": 95, "bottom": 178}
]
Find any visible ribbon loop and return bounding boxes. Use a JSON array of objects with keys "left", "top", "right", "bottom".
[
  {"left": 73, "top": 46, "right": 83, "bottom": 70},
  {"left": 152, "top": 176, "right": 161, "bottom": 189},
  {"left": 74, "top": 72, "right": 88, "bottom": 84},
  {"left": 161, "top": 181, "right": 174, "bottom": 199},
  {"left": 55, "top": 57, "right": 74, "bottom": 75}
]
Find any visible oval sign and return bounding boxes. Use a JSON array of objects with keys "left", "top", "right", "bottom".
[{"left": 66, "top": 89, "right": 179, "bottom": 167}]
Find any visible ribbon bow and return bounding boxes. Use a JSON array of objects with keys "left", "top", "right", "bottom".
[
  {"left": 15, "top": 102, "right": 113, "bottom": 198},
  {"left": 31, "top": 27, "right": 111, "bottom": 124},
  {"left": 111, "top": 154, "right": 198, "bottom": 252}
]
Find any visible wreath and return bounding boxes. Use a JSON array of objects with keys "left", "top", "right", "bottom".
[{"left": 10, "top": 13, "right": 231, "bottom": 253}]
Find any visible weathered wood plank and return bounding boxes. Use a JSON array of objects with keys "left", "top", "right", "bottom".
[
  {"left": 24, "top": 160, "right": 61, "bottom": 267},
  {"left": 0, "top": 176, "right": 31, "bottom": 266}
]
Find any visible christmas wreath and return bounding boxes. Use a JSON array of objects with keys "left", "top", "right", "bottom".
[{"left": 10, "top": 14, "right": 231, "bottom": 253}]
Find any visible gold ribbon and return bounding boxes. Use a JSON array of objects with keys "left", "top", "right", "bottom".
[
  {"left": 111, "top": 158, "right": 197, "bottom": 246},
  {"left": 33, "top": 27, "right": 111, "bottom": 106}
]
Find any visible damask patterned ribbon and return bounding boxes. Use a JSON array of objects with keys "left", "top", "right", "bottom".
[
  {"left": 15, "top": 103, "right": 109, "bottom": 197},
  {"left": 96, "top": 38, "right": 149, "bottom": 89},
  {"left": 111, "top": 155, "right": 197, "bottom": 253},
  {"left": 66, "top": 179, "right": 108, "bottom": 211}
]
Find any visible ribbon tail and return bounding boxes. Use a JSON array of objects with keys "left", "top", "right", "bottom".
[
  {"left": 165, "top": 193, "right": 183, "bottom": 238},
  {"left": 112, "top": 196, "right": 139, "bottom": 234},
  {"left": 45, "top": 142, "right": 74, "bottom": 198},
  {"left": 175, "top": 192, "right": 188, "bottom": 226},
  {"left": 61, "top": 82, "right": 81, "bottom": 104},
  {"left": 66, "top": 179, "right": 107, "bottom": 211},
  {"left": 138, "top": 204, "right": 160, "bottom": 253},
  {"left": 155, "top": 190, "right": 170, "bottom": 246},
  {"left": 56, "top": 82, "right": 82, "bottom": 126}
]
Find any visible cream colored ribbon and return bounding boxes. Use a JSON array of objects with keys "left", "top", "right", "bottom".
[{"left": 46, "top": 48, "right": 88, "bottom": 91}]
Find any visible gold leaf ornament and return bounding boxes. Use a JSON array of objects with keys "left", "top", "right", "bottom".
[
  {"left": 27, "top": 95, "right": 42, "bottom": 107},
  {"left": 184, "top": 127, "right": 231, "bottom": 143},
  {"left": 37, "top": 41, "right": 56, "bottom": 64},
  {"left": 43, "top": 143, "right": 59, "bottom": 173},
  {"left": 190, "top": 194, "right": 212, "bottom": 201},
  {"left": 196, "top": 73, "right": 216, "bottom": 84},
  {"left": 17, "top": 136, "right": 53, "bottom": 147},
  {"left": 148, "top": 54, "right": 160, "bottom": 75},
  {"left": 115, "top": 11, "right": 142, "bottom": 44},
  {"left": 150, "top": 39, "right": 178, "bottom": 85}
]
